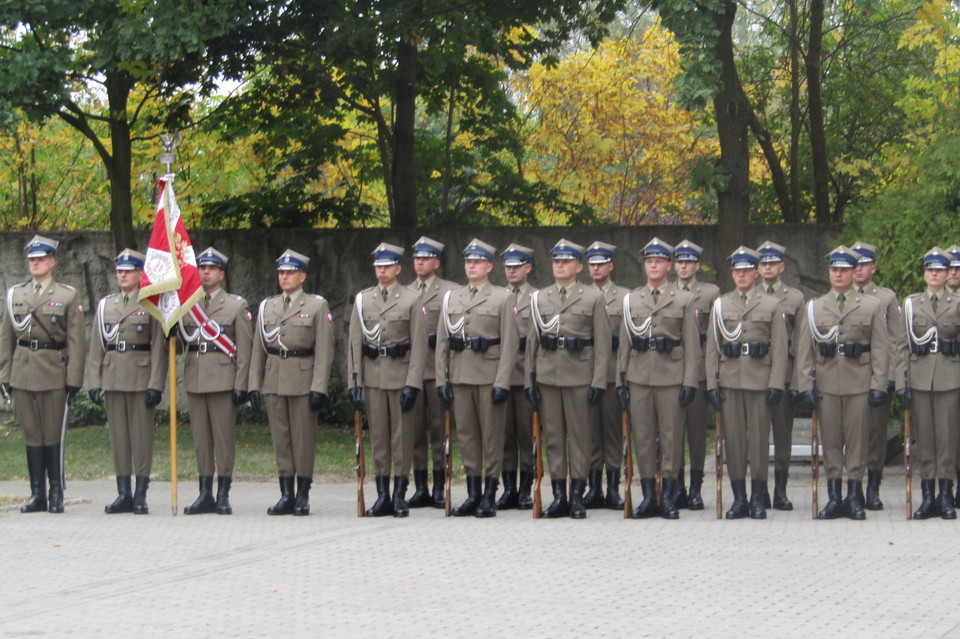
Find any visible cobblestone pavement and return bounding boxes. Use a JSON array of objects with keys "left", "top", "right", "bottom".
[{"left": 2, "top": 471, "right": 959, "bottom": 639}]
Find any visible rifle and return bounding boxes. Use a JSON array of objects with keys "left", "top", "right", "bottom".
[
  {"left": 811, "top": 406, "right": 820, "bottom": 519},
  {"left": 353, "top": 373, "right": 365, "bottom": 518},
  {"left": 532, "top": 373, "right": 543, "bottom": 518},
  {"left": 904, "top": 406, "right": 913, "bottom": 520},
  {"left": 715, "top": 407, "right": 723, "bottom": 520},
  {"left": 622, "top": 406, "right": 633, "bottom": 518},
  {"left": 444, "top": 407, "right": 453, "bottom": 517}
]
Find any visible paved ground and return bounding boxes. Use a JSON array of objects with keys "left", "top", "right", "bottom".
[{"left": 2, "top": 469, "right": 959, "bottom": 639}]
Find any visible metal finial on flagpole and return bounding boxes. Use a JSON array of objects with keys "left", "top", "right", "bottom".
[{"left": 159, "top": 131, "right": 180, "bottom": 175}]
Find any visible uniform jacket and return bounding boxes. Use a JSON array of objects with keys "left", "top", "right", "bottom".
[
  {"left": 705, "top": 289, "right": 789, "bottom": 392},
  {"left": 672, "top": 278, "right": 719, "bottom": 383},
  {"left": 249, "top": 292, "right": 335, "bottom": 396},
  {"left": 897, "top": 290, "right": 960, "bottom": 392},
  {"left": 179, "top": 290, "right": 253, "bottom": 394},
  {"left": 407, "top": 275, "right": 458, "bottom": 381},
  {"left": 0, "top": 279, "right": 85, "bottom": 391},
  {"left": 618, "top": 285, "right": 700, "bottom": 388},
  {"left": 85, "top": 292, "right": 167, "bottom": 392},
  {"left": 509, "top": 284, "right": 537, "bottom": 387},
  {"left": 347, "top": 283, "right": 427, "bottom": 391},
  {"left": 858, "top": 282, "right": 902, "bottom": 385},
  {"left": 598, "top": 281, "right": 629, "bottom": 385},
  {"left": 435, "top": 282, "right": 519, "bottom": 389},
  {"left": 524, "top": 281, "right": 611, "bottom": 389},
  {"left": 795, "top": 291, "right": 889, "bottom": 395},
  {"left": 769, "top": 282, "right": 805, "bottom": 384}
]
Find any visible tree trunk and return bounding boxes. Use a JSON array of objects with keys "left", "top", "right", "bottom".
[
  {"left": 105, "top": 71, "right": 136, "bottom": 251},
  {"left": 788, "top": 0, "right": 803, "bottom": 222},
  {"left": 807, "top": 0, "right": 831, "bottom": 223},
  {"left": 391, "top": 31, "right": 419, "bottom": 229}
]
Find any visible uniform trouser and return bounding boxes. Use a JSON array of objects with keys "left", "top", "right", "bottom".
[
  {"left": 540, "top": 384, "right": 591, "bottom": 481},
  {"left": 453, "top": 383, "right": 506, "bottom": 478},
  {"left": 503, "top": 385, "right": 534, "bottom": 473},
  {"left": 590, "top": 381, "right": 623, "bottom": 472},
  {"left": 106, "top": 391, "right": 157, "bottom": 477},
  {"left": 770, "top": 383, "right": 794, "bottom": 472},
  {"left": 265, "top": 393, "right": 317, "bottom": 477},
  {"left": 412, "top": 379, "right": 444, "bottom": 471},
  {"left": 366, "top": 387, "right": 413, "bottom": 477},
  {"left": 818, "top": 392, "right": 868, "bottom": 480},
  {"left": 630, "top": 384, "right": 682, "bottom": 478},
  {"left": 720, "top": 389, "right": 770, "bottom": 482},
  {"left": 187, "top": 391, "right": 236, "bottom": 477},
  {"left": 867, "top": 396, "right": 891, "bottom": 472},
  {"left": 12, "top": 388, "right": 66, "bottom": 447},
  {"left": 678, "top": 381, "right": 709, "bottom": 475},
  {"left": 912, "top": 389, "right": 960, "bottom": 480}
]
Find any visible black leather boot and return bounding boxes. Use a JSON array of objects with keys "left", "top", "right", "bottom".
[
  {"left": 749, "top": 479, "right": 767, "bottom": 519},
  {"left": 660, "top": 477, "right": 679, "bottom": 520},
  {"left": 44, "top": 444, "right": 64, "bottom": 514},
  {"left": 495, "top": 471, "right": 519, "bottom": 510},
  {"left": 184, "top": 476, "right": 216, "bottom": 515},
  {"left": 631, "top": 478, "right": 659, "bottom": 519},
  {"left": 673, "top": 468, "right": 689, "bottom": 509},
  {"left": 913, "top": 479, "right": 938, "bottom": 520},
  {"left": 725, "top": 479, "right": 749, "bottom": 519},
  {"left": 132, "top": 475, "right": 150, "bottom": 515},
  {"left": 605, "top": 469, "right": 624, "bottom": 509},
  {"left": 293, "top": 476, "right": 312, "bottom": 515},
  {"left": 476, "top": 476, "right": 500, "bottom": 518},
  {"left": 846, "top": 480, "right": 866, "bottom": 520},
  {"left": 687, "top": 469, "right": 705, "bottom": 510},
  {"left": 365, "top": 476, "right": 393, "bottom": 516},
  {"left": 452, "top": 475, "right": 482, "bottom": 516},
  {"left": 431, "top": 470, "right": 445, "bottom": 509},
  {"left": 955, "top": 472, "right": 960, "bottom": 509},
  {"left": 268, "top": 476, "right": 296, "bottom": 515},
  {"left": 216, "top": 476, "right": 233, "bottom": 515},
  {"left": 583, "top": 469, "right": 604, "bottom": 509},
  {"left": 569, "top": 479, "right": 588, "bottom": 519},
  {"left": 407, "top": 469, "right": 432, "bottom": 508},
  {"left": 105, "top": 476, "right": 134, "bottom": 514},
  {"left": 517, "top": 471, "right": 534, "bottom": 510},
  {"left": 818, "top": 478, "right": 844, "bottom": 519},
  {"left": 392, "top": 475, "right": 409, "bottom": 517},
  {"left": 865, "top": 470, "right": 884, "bottom": 511},
  {"left": 940, "top": 479, "right": 956, "bottom": 520},
  {"left": 773, "top": 470, "right": 793, "bottom": 510},
  {"left": 543, "top": 479, "right": 569, "bottom": 518},
  {"left": 20, "top": 446, "right": 46, "bottom": 513}
]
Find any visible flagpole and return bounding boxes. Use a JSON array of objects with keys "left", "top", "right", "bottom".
[{"left": 169, "top": 334, "right": 178, "bottom": 515}]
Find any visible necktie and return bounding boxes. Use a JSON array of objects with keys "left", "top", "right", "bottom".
[
  {"left": 418, "top": 281, "right": 426, "bottom": 293},
  {"left": 741, "top": 293, "right": 748, "bottom": 305},
  {"left": 858, "top": 287, "right": 865, "bottom": 294},
  {"left": 768, "top": 286, "right": 775, "bottom": 295},
  {"left": 33, "top": 283, "right": 41, "bottom": 303},
  {"left": 470, "top": 287, "right": 478, "bottom": 300},
  {"left": 381, "top": 287, "right": 388, "bottom": 302},
  {"left": 560, "top": 287, "right": 567, "bottom": 303},
  {"left": 283, "top": 295, "right": 290, "bottom": 311},
  {"left": 122, "top": 293, "right": 129, "bottom": 306},
  {"left": 203, "top": 294, "right": 211, "bottom": 309},
  {"left": 838, "top": 293, "right": 845, "bottom": 312},
  {"left": 652, "top": 288, "right": 660, "bottom": 304},
  {"left": 682, "top": 285, "right": 690, "bottom": 292},
  {"left": 932, "top": 294, "right": 938, "bottom": 313}
]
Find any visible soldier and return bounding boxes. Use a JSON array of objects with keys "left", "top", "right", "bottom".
[
  {"left": 248, "top": 249, "right": 334, "bottom": 516},
  {"left": 497, "top": 244, "right": 537, "bottom": 510},
  {"left": 348, "top": 243, "right": 427, "bottom": 517},
  {"left": 177, "top": 247, "right": 253, "bottom": 515},
  {"left": 406, "top": 236, "right": 458, "bottom": 508},
  {"left": 0, "top": 236, "right": 85, "bottom": 514},
  {"left": 705, "top": 247, "right": 788, "bottom": 520},
  {"left": 896, "top": 247, "right": 960, "bottom": 520},
  {"left": 756, "top": 240, "right": 805, "bottom": 511},
  {"left": 947, "top": 246, "right": 960, "bottom": 294},
  {"left": 617, "top": 238, "right": 700, "bottom": 519},
  {"left": 435, "top": 239, "right": 519, "bottom": 517},
  {"left": 584, "top": 241, "right": 629, "bottom": 510},
  {"left": 851, "top": 241, "right": 902, "bottom": 510},
  {"left": 86, "top": 249, "right": 167, "bottom": 515},
  {"left": 671, "top": 239, "right": 719, "bottom": 510},
  {"left": 525, "top": 239, "right": 611, "bottom": 519},
  {"left": 795, "top": 246, "right": 890, "bottom": 520}
]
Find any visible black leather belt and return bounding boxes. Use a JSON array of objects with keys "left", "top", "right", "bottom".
[
  {"left": 819, "top": 341, "right": 871, "bottom": 358},
  {"left": 519, "top": 335, "right": 527, "bottom": 353},
  {"left": 362, "top": 341, "right": 409, "bottom": 359},
  {"left": 449, "top": 336, "right": 500, "bottom": 352},
  {"left": 18, "top": 339, "right": 65, "bottom": 351},
  {"left": 630, "top": 336, "right": 681, "bottom": 353},
  {"left": 428, "top": 333, "right": 437, "bottom": 349},
  {"left": 721, "top": 341, "right": 770, "bottom": 358},
  {"left": 187, "top": 343, "right": 220, "bottom": 354},
  {"left": 539, "top": 335, "right": 593, "bottom": 352},
  {"left": 912, "top": 338, "right": 959, "bottom": 356},
  {"left": 267, "top": 347, "right": 315, "bottom": 359},
  {"left": 106, "top": 342, "right": 151, "bottom": 352},
  {"left": 611, "top": 335, "right": 620, "bottom": 352}
]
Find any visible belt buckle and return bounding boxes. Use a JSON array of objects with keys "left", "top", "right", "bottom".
[
  {"left": 740, "top": 343, "right": 749, "bottom": 356},
  {"left": 378, "top": 346, "right": 388, "bottom": 357},
  {"left": 836, "top": 342, "right": 845, "bottom": 356},
  {"left": 115, "top": 341, "right": 127, "bottom": 353},
  {"left": 29, "top": 339, "right": 39, "bottom": 351},
  {"left": 931, "top": 339, "right": 939, "bottom": 354},
  {"left": 557, "top": 336, "right": 566, "bottom": 350},
  {"left": 198, "top": 342, "right": 209, "bottom": 354},
  {"left": 279, "top": 347, "right": 289, "bottom": 359}
]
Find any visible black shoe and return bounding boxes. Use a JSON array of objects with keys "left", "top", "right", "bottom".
[
  {"left": 20, "top": 446, "right": 47, "bottom": 513},
  {"left": 605, "top": 469, "right": 624, "bottom": 510},
  {"left": 955, "top": 472, "right": 960, "bottom": 509},
  {"left": 631, "top": 478, "right": 659, "bottom": 519},
  {"left": 183, "top": 476, "right": 216, "bottom": 515},
  {"left": 476, "top": 476, "right": 499, "bottom": 518},
  {"left": 773, "top": 470, "right": 793, "bottom": 510},
  {"left": 818, "top": 479, "right": 845, "bottom": 519},
  {"left": 750, "top": 479, "right": 767, "bottom": 519},
  {"left": 392, "top": 475, "right": 409, "bottom": 517},
  {"left": 725, "top": 480, "right": 749, "bottom": 519},
  {"left": 517, "top": 471, "right": 534, "bottom": 510},
  {"left": 216, "top": 476, "right": 233, "bottom": 515},
  {"left": 293, "top": 476, "right": 312, "bottom": 516},
  {"left": 543, "top": 479, "right": 569, "bottom": 518},
  {"left": 132, "top": 475, "right": 150, "bottom": 515},
  {"left": 407, "top": 469, "right": 433, "bottom": 508},
  {"left": 105, "top": 476, "right": 134, "bottom": 514},
  {"left": 673, "top": 468, "right": 689, "bottom": 509},
  {"left": 569, "top": 479, "right": 587, "bottom": 519},
  {"left": 43, "top": 444, "right": 64, "bottom": 514},
  {"left": 914, "top": 479, "right": 938, "bottom": 520},
  {"left": 687, "top": 469, "right": 705, "bottom": 511},
  {"left": 431, "top": 470, "right": 446, "bottom": 509},
  {"left": 865, "top": 470, "right": 884, "bottom": 511},
  {"left": 846, "top": 480, "right": 866, "bottom": 520},
  {"left": 583, "top": 469, "right": 604, "bottom": 509},
  {"left": 453, "top": 476, "right": 482, "bottom": 517},
  {"left": 940, "top": 479, "right": 956, "bottom": 520},
  {"left": 495, "top": 471, "right": 519, "bottom": 510},
  {"left": 763, "top": 487, "right": 771, "bottom": 510},
  {"left": 365, "top": 476, "right": 393, "bottom": 516},
  {"left": 268, "top": 476, "right": 296, "bottom": 515},
  {"left": 660, "top": 477, "right": 679, "bottom": 519}
]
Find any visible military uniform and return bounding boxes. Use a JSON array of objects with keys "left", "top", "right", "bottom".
[
  {"left": 795, "top": 246, "right": 889, "bottom": 520},
  {"left": 0, "top": 236, "right": 85, "bottom": 514},
  {"left": 525, "top": 239, "right": 611, "bottom": 518},
  {"left": 435, "top": 239, "right": 519, "bottom": 517},
  {"left": 249, "top": 249, "right": 335, "bottom": 516},
  {"left": 179, "top": 247, "right": 253, "bottom": 515},
  {"left": 947, "top": 244, "right": 960, "bottom": 507},
  {"left": 706, "top": 247, "right": 789, "bottom": 519},
  {"left": 348, "top": 243, "right": 427, "bottom": 517}
]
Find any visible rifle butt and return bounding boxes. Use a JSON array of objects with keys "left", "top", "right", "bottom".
[
  {"left": 715, "top": 409, "right": 723, "bottom": 520},
  {"left": 532, "top": 409, "right": 543, "bottom": 518}
]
